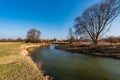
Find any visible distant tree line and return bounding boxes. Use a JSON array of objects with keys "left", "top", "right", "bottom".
[
  {"left": 0, "top": 37, "right": 24, "bottom": 42},
  {"left": 0, "top": 28, "right": 42, "bottom": 43}
]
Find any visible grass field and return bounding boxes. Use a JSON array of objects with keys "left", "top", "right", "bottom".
[
  {"left": 0, "top": 42, "right": 22, "bottom": 57},
  {"left": 0, "top": 42, "right": 47, "bottom": 80}
]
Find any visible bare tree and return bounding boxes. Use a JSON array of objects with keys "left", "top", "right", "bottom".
[
  {"left": 16, "top": 37, "right": 23, "bottom": 42},
  {"left": 26, "top": 28, "right": 41, "bottom": 43},
  {"left": 36, "top": 30, "right": 41, "bottom": 41},
  {"left": 68, "top": 28, "right": 75, "bottom": 44},
  {"left": 74, "top": 0, "right": 120, "bottom": 45}
]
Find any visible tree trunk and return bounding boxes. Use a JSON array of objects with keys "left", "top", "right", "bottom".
[{"left": 93, "top": 40, "right": 98, "bottom": 45}]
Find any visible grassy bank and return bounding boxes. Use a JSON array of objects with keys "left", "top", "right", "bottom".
[{"left": 0, "top": 42, "right": 48, "bottom": 80}]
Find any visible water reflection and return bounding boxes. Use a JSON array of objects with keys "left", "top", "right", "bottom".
[{"left": 31, "top": 45, "right": 120, "bottom": 80}]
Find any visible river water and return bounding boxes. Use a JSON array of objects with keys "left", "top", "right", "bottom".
[{"left": 31, "top": 45, "right": 120, "bottom": 80}]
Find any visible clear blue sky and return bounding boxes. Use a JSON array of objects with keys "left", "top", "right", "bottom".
[{"left": 0, "top": 0, "right": 119, "bottom": 39}]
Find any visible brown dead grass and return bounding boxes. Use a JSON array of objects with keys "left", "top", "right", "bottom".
[
  {"left": 0, "top": 42, "right": 48, "bottom": 80},
  {"left": 0, "top": 42, "right": 22, "bottom": 57},
  {"left": 72, "top": 41, "right": 120, "bottom": 47},
  {"left": 0, "top": 57, "right": 46, "bottom": 80}
]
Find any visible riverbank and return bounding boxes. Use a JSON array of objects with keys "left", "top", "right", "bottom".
[
  {"left": 55, "top": 44, "right": 120, "bottom": 59},
  {"left": 0, "top": 42, "right": 50, "bottom": 80},
  {"left": 20, "top": 43, "right": 50, "bottom": 56}
]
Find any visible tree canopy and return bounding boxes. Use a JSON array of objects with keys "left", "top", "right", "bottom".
[
  {"left": 26, "top": 28, "right": 41, "bottom": 43},
  {"left": 74, "top": 0, "right": 120, "bottom": 45}
]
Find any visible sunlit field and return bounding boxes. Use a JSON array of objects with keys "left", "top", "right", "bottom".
[
  {"left": 0, "top": 42, "right": 23, "bottom": 57},
  {"left": 0, "top": 42, "right": 47, "bottom": 80}
]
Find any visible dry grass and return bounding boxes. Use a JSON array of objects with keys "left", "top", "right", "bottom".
[
  {"left": 0, "top": 62, "right": 43, "bottom": 80},
  {"left": 0, "top": 42, "right": 48, "bottom": 80},
  {"left": 72, "top": 41, "right": 120, "bottom": 47},
  {"left": 0, "top": 56, "right": 47, "bottom": 80},
  {"left": 98, "top": 41, "right": 120, "bottom": 47},
  {"left": 0, "top": 42, "right": 23, "bottom": 57},
  {"left": 72, "top": 41, "right": 92, "bottom": 46}
]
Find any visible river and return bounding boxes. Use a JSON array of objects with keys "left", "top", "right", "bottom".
[{"left": 30, "top": 45, "right": 120, "bottom": 80}]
